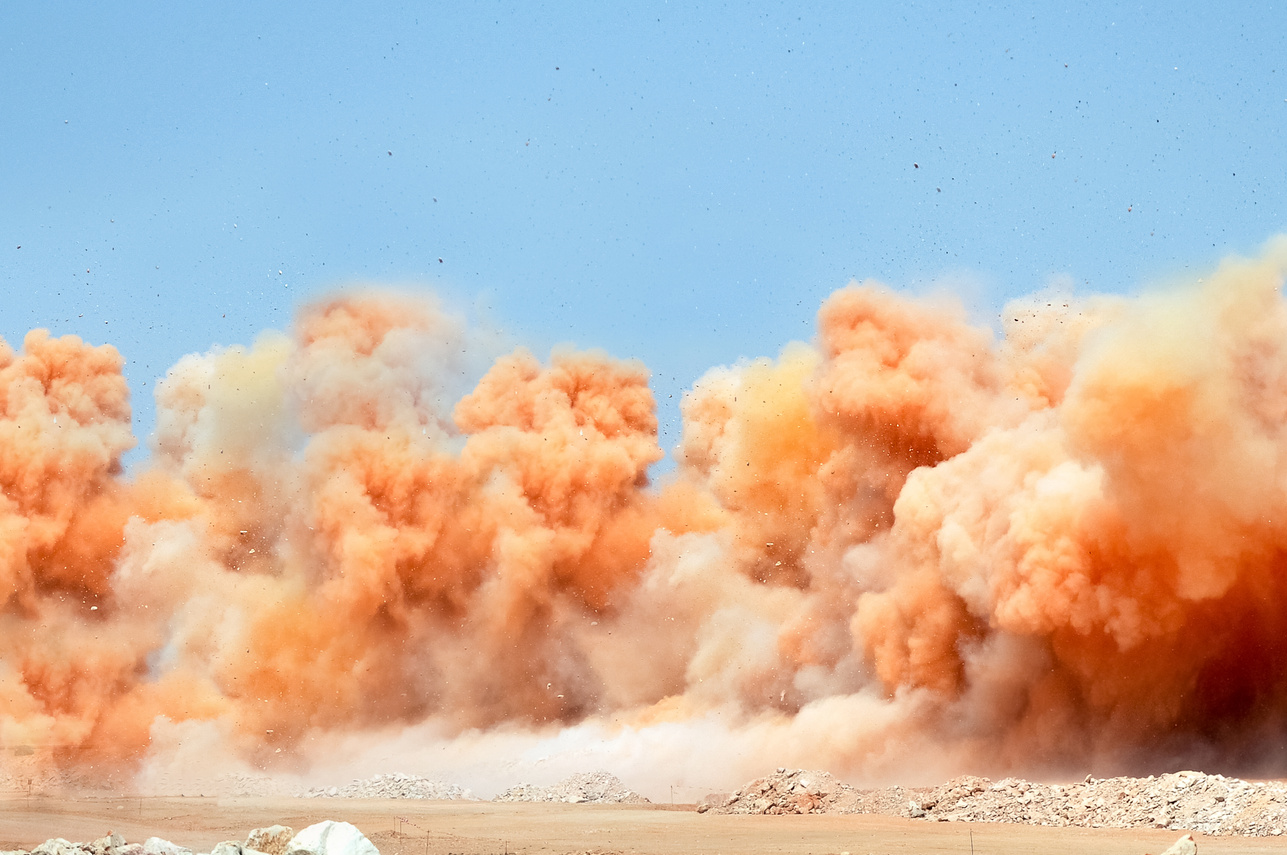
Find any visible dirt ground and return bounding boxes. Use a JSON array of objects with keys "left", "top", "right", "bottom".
[{"left": 4, "top": 796, "right": 1287, "bottom": 855}]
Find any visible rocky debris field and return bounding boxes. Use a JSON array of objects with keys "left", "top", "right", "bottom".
[
  {"left": 299, "top": 774, "right": 474, "bottom": 801},
  {"left": 494, "top": 772, "right": 650, "bottom": 804},
  {"left": 294, "top": 771, "right": 647, "bottom": 805},
  {"left": 0, "top": 821, "right": 374, "bottom": 855},
  {"left": 707, "top": 767, "right": 1287, "bottom": 837}
]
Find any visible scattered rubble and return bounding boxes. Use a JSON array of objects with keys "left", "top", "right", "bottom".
[
  {"left": 0, "top": 823, "right": 375, "bottom": 855},
  {"left": 494, "top": 771, "right": 650, "bottom": 804},
  {"left": 708, "top": 768, "right": 1287, "bottom": 837},
  {"left": 298, "top": 773, "right": 474, "bottom": 800}
]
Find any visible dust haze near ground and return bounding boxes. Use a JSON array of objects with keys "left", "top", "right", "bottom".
[{"left": 5, "top": 239, "right": 1287, "bottom": 797}]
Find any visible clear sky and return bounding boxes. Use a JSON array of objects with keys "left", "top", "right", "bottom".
[{"left": 2, "top": 1, "right": 1284, "bottom": 466}]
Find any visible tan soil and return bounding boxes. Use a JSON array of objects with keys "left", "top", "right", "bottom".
[{"left": 3, "top": 797, "right": 1287, "bottom": 855}]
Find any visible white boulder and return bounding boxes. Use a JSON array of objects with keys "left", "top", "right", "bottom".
[
  {"left": 1153, "top": 834, "right": 1197, "bottom": 855},
  {"left": 142, "top": 839, "right": 192, "bottom": 855},
  {"left": 31, "top": 840, "right": 81, "bottom": 855},
  {"left": 285, "top": 823, "right": 377, "bottom": 855},
  {"left": 210, "top": 844, "right": 268, "bottom": 855}
]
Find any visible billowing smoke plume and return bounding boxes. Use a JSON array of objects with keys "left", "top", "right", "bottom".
[{"left": 5, "top": 240, "right": 1287, "bottom": 793}]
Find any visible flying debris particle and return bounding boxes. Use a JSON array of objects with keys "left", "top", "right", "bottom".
[
  {"left": 1128, "top": 206, "right": 1133, "bottom": 212},
  {"left": 914, "top": 163, "right": 919, "bottom": 168},
  {"left": 388, "top": 151, "right": 393, "bottom": 156},
  {"left": 438, "top": 258, "right": 443, "bottom": 263},
  {"left": 1051, "top": 152, "right": 1057, "bottom": 158}
]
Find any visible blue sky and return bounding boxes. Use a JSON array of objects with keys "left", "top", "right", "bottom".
[{"left": 2, "top": 1, "right": 1284, "bottom": 465}]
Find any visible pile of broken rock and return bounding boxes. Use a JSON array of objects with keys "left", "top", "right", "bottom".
[
  {"left": 493, "top": 772, "right": 649, "bottom": 805},
  {"left": 1, "top": 820, "right": 376, "bottom": 855},
  {"left": 707, "top": 768, "right": 1287, "bottom": 837},
  {"left": 300, "top": 774, "right": 474, "bottom": 801}
]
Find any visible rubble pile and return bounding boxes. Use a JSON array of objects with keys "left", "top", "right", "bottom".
[
  {"left": 708, "top": 768, "right": 1287, "bottom": 836},
  {"left": 299, "top": 773, "right": 474, "bottom": 800},
  {"left": 494, "top": 771, "right": 650, "bottom": 804},
  {"left": 706, "top": 768, "right": 907, "bottom": 816},
  {"left": 907, "top": 772, "right": 1287, "bottom": 836},
  {"left": 0, "top": 821, "right": 377, "bottom": 855}
]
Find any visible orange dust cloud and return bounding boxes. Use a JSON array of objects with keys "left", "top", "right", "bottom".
[{"left": 5, "top": 241, "right": 1287, "bottom": 790}]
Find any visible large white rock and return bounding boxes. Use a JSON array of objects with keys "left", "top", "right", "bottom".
[
  {"left": 285, "top": 823, "right": 377, "bottom": 855},
  {"left": 211, "top": 844, "right": 269, "bottom": 855},
  {"left": 142, "top": 839, "right": 192, "bottom": 855},
  {"left": 90, "top": 835, "right": 126, "bottom": 855},
  {"left": 31, "top": 839, "right": 81, "bottom": 855},
  {"left": 1153, "top": 834, "right": 1197, "bottom": 855}
]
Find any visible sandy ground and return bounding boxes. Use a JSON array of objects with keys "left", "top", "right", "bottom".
[{"left": 4, "top": 797, "right": 1287, "bottom": 855}]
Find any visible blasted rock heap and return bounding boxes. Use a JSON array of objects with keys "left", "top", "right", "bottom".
[
  {"left": 707, "top": 768, "right": 1287, "bottom": 837},
  {"left": 493, "top": 771, "right": 650, "bottom": 804},
  {"left": 300, "top": 773, "right": 474, "bottom": 801}
]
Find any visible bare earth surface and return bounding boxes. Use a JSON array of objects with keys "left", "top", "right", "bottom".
[{"left": 5, "top": 798, "right": 1287, "bottom": 855}]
